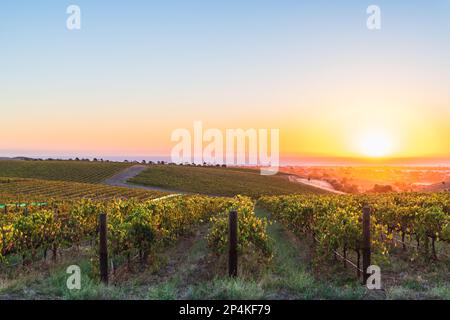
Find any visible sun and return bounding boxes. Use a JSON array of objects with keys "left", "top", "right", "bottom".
[{"left": 357, "top": 130, "right": 394, "bottom": 158}]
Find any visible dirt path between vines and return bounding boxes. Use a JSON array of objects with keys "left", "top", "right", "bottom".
[
  {"left": 288, "top": 175, "right": 346, "bottom": 194},
  {"left": 123, "top": 223, "right": 212, "bottom": 299},
  {"left": 103, "top": 165, "right": 189, "bottom": 194}
]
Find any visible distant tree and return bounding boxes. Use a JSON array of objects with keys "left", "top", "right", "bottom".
[
  {"left": 369, "top": 184, "right": 394, "bottom": 193},
  {"left": 142, "top": 160, "right": 146, "bottom": 164},
  {"left": 344, "top": 184, "right": 360, "bottom": 194}
]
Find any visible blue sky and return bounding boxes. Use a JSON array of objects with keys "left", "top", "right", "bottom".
[{"left": 1, "top": 1, "right": 449, "bottom": 159}]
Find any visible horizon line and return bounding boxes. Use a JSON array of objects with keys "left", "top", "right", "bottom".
[{"left": 2, "top": 154, "right": 450, "bottom": 167}]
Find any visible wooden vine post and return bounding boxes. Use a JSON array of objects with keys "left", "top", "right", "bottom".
[
  {"left": 228, "top": 210, "right": 238, "bottom": 278},
  {"left": 99, "top": 213, "right": 109, "bottom": 285},
  {"left": 362, "top": 206, "right": 371, "bottom": 284}
]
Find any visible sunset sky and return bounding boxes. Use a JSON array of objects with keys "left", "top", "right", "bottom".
[{"left": 1, "top": 1, "right": 449, "bottom": 162}]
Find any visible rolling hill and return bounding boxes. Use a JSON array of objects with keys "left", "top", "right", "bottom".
[
  {"left": 0, "top": 160, "right": 131, "bottom": 183},
  {"left": 128, "top": 165, "right": 326, "bottom": 197}
]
